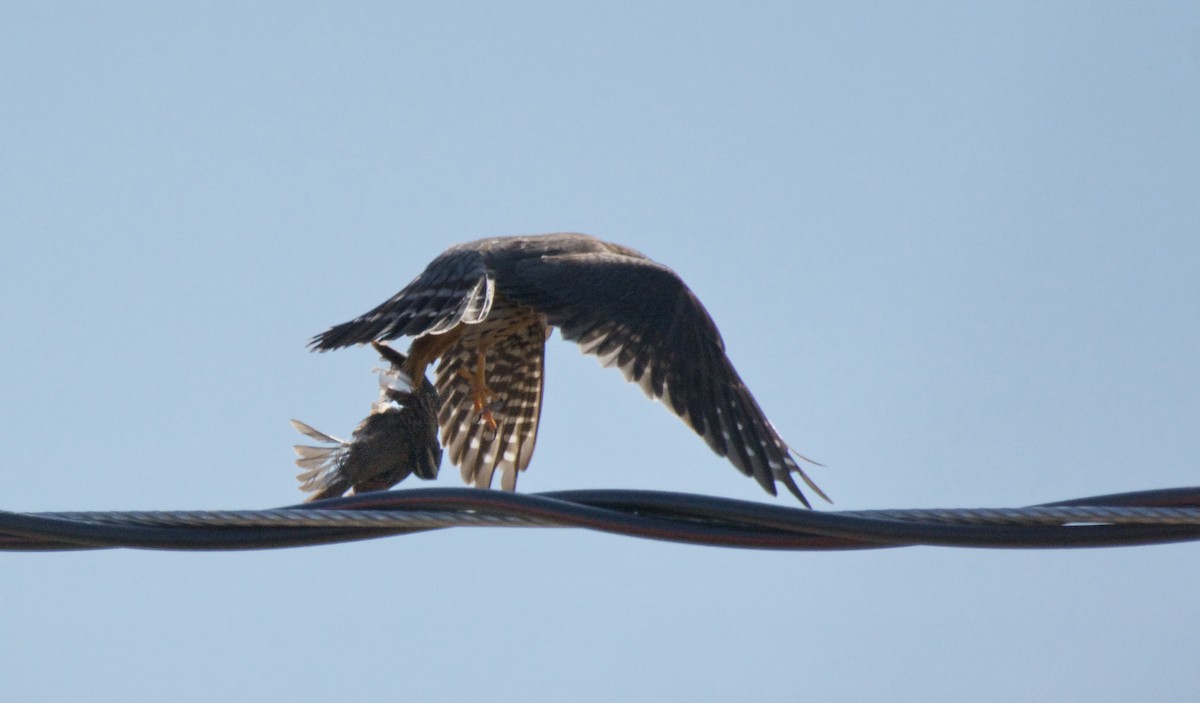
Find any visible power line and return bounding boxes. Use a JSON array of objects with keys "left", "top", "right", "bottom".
[{"left": 2, "top": 486, "right": 1199, "bottom": 552}]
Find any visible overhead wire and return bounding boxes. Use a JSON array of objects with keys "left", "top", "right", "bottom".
[{"left": 2, "top": 485, "right": 1200, "bottom": 552}]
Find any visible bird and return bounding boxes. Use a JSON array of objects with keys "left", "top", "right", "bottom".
[
  {"left": 291, "top": 342, "right": 442, "bottom": 501},
  {"left": 309, "top": 232, "right": 828, "bottom": 506}
]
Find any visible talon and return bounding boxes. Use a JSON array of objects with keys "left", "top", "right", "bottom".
[
  {"left": 457, "top": 347, "right": 498, "bottom": 430},
  {"left": 478, "top": 397, "right": 504, "bottom": 430}
]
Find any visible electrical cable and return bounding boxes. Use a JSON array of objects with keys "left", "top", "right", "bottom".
[{"left": 2, "top": 486, "right": 1199, "bottom": 552}]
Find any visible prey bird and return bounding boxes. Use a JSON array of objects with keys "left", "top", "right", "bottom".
[
  {"left": 292, "top": 342, "right": 442, "bottom": 501},
  {"left": 310, "top": 233, "right": 827, "bottom": 506}
]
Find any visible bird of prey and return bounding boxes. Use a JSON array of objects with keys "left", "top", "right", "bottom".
[
  {"left": 291, "top": 342, "right": 442, "bottom": 501},
  {"left": 310, "top": 233, "right": 827, "bottom": 506}
]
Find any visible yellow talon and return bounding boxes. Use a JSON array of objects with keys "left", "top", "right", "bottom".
[{"left": 457, "top": 349, "right": 498, "bottom": 430}]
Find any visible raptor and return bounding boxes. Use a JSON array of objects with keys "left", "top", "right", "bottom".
[{"left": 310, "top": 233, "right": 827, "bottom": 506}]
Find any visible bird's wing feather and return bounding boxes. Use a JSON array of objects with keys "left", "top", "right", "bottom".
[
  {"left": 310, "top": 249, "right": 494, "bottom": 350},
  {"left": 435, "top": 320, "right": 546, "bottom": 491},
  {"left": 501, "top": 252, "right": 826, "bottom": 506}
]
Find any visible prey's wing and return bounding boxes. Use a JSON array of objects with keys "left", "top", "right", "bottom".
[
  {"left": 434, "top": 319, "right": 547, "bottom": 492},
  {"left": 502, "top": 252, "right": 826, "bottom": 506},
  {"left": 310, "top": 248, "right": 494, "bottom": 350}
]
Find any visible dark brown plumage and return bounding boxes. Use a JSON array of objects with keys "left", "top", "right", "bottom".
[
  {"left": 291, "top": 342, "right": 442, "bottom": 501},
  {"left": 310, "top": 233, "right": 827, "bottom": 506}
]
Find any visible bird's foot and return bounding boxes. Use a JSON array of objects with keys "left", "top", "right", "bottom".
[
  {"left": 457, "top": 365, "right": 499, "bottom": 431},
  {"left": 477, "top": 399, "right": 503, "bottom": 435}
]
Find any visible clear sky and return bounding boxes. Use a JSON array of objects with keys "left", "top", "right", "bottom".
[{"left": 2, "top": 2, "right": 1198, "bottom": 700}]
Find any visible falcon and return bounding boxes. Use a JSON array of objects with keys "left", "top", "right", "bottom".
[
  {"left": 292, "top": 342, "right": 442, "bottom": 501},
  {"left": 310, "top": 233, "right": 827, "bottom": 506}
]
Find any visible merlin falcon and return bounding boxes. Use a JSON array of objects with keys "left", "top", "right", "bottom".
[{"left": 310, "top": 233, "right": 827, "bottom": 506}]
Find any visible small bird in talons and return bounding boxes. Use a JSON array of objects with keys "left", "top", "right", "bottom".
[
  {"left": 291, "top": 342, "right": 442, "bottom": 501},
  {"left": 309, "top": 233, "right": 828, "bottom": 507}
]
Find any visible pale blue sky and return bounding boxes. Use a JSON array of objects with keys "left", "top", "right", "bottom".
[{"left": 2, "top": 2, "right": 1198, "bottom": 700}]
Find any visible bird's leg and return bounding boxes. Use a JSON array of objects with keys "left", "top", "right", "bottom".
[
  {"left": 405, "top": 330, "right": 463, "bottom": 380},
  {"left": 457, "top": 344, "right": 498, "bottom": 430}
]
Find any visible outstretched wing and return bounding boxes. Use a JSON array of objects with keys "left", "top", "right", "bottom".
[
  {"left": 310, "top": 248, "right": 495, "bottom": 350},
  {"left": 434, "top": 319, "right": 547, "bottom": 492},
  {"left": 501, "top": 252, "right": 827, "bottom": 506}
]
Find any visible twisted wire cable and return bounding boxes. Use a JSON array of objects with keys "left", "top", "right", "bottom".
[{"left": 2, "top": 486, "right": 1199, "bottom": 552}]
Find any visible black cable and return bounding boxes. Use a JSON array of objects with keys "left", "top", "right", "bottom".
[
  {"left": 542, "top": 489, "right": 1200, "bottom": 549},
  {"left": 1, "top": 486, "right": 1199, "bottom": 552},
  {"left": 0, "top": 510, "right": 416, "bottom": 552}
]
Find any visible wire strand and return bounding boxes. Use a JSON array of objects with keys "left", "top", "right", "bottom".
[{"left": 3, "top": 486, "right": 1199, "bottom": 552}]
